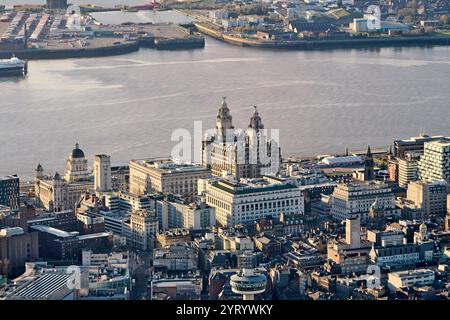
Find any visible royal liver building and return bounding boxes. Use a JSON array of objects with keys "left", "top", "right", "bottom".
[{"left": 202, "top": 97, "right": 280, "bottom": 179}]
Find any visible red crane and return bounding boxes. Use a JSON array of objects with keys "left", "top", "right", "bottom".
[{"left": 149, "top": 0, "right": 157, "bottom": 9}]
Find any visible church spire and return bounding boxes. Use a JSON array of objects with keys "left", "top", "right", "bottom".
[{"left": 364, "top": 145, "right": 375, "bottom": 181}]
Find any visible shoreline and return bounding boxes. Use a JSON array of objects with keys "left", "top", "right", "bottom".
[
  {"left": 0, "top": 41, "right": 140, "bottom": 59},
  {"left": 194, "top": 22, "right": 450, "bottom": 50},
  {"left": 0, "top": 36, "right": 205, "bottom": 60}
]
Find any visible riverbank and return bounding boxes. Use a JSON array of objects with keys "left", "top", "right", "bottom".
[
  {"left": 0, "top": 34, "right": 205, "bottom": 60},
  {"left": 0, "top": 41, "right": 140, "bottom": 59},
  {"left": 194, "top": 22, "right": 450, "bottom": 50}
]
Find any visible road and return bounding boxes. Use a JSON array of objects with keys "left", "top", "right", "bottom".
[{"left": 130, "top": 250, "right": 152, "bottom": 300}]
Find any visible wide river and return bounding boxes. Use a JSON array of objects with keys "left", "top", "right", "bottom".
[{"left": 1, "top": 2, "right": 450, "bottom": 178}]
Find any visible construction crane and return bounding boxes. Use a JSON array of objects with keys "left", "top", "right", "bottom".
[{"left": 149, "top": 0, "right": 157, "bottom": 10}]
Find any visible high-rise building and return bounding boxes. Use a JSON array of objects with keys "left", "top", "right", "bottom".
[
  {"left": 393, "top": 134, "right": 445, "bottom": 159},
  {"left": 129, "top": 158, "right": 211, "bottom": 197},
  {"left": 418, "top": 139, "right": 450, "bottom": 183},
  {"left": 35, "top": 143, "right": 93, "bottom": 212},
  {"left": 202, "top": 98, "right": 280, "bottom": 179},
  {"left": 0, "top": 175, "right": 19, "bottom": 210},
  {"left": 345, "top": 216, "right": 361, "bottom": 249},
  {"left": 398, "top": 151, "right": 420, "bottom": 188},
  {"left": 93, "top": 154, "right": 112, "bottom": 192},
  {"left": 407, "top": 180, "right": 447, "bottom": 218}
]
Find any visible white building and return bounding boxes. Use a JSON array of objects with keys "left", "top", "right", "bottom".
[
  {"left": 82, "top": 250, "right": 128, "bottom": 268},
  {"left": 35, "top": 143, "right": 93, "bottom": 212},
  {"left": 202, "top": 98, "right": 280, "bottom": 180},
  {"left": 216, "top": 228, "right": 254, "bottom": 253},
  {"left": 203, "top": 177, "right": 304, "bottom": 227},
  {"left": 93, "top": 154, "right": 111, "bottom": 192},
  {"left": 64, "top": 143, "right": 90, "bottom": 183},
  {"left": 155, "top": 196, "right": 215, "bottom": 231},
  {"left": 388, "top": 269, "right": 435, "bottom": 292},
  {"left": 351, "top": 18, "right": 369, "bottom": 32},
  {"left": 209, "top": 9, "right": 228, "bottom": 20},
  {"left": 330, "top": 181, "right": 397, "bottom": 221},
  {"left": 319, "top": 155, "right": 363, "bottom": 167},
  {"left": 397, "top": 152, "right": 420, "bottom": 188},
  {"left": 418, "top": 139, "right": 450, "bottom": 183},
  {"left": 129, "top": 158, "right": 211, "bottom": 197}
]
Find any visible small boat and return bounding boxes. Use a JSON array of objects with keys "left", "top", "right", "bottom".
[{"left": 0, "top": 55, "right": 27, "bottom": 76}]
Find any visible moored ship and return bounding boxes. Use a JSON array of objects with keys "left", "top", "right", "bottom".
[{"left": 0, "top": 56, "right": 27, "bottom": 76}]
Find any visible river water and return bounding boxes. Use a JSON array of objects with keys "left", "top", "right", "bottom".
[{"left": 1, "top": 3, "right": 450, "bottom": 178}]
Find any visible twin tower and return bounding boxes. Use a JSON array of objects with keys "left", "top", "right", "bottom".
[{"left": 202, "top": 97, "right": 280, "bottom": 179}]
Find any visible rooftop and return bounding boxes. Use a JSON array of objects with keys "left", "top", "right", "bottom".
[
  {"left": 320, "top": 155, "right": 363, "bottom": 165},
  {"left": 11, "top": 272, "right": 71, "bottom": 300},
  {"left": 0, "top": 227, "right": 24, "bottom": 237},
  {"left": 395, "top": 135, "right": 446, "bottom": 144},
  {"left": 0, "top": 174, "right": 18, "bottom": 181},
  {"left": 130, "top": 158, "right": 208, "bottom": 173},
  {"left": 30, "top": 225, "right": 78, "bottom": 238},
  {"left": 390, "top": 269, "right": 435, "bottom": 278},
  {"left": 77, "top": 232, "right": 112, "bottom": 241},
  {"left": 211, "top": 178, "right": 298, "bottom": 195},
  {"left": 425, "top": 139, "right": 450, "bottom": 148}
]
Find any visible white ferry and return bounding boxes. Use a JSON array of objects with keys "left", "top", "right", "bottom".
[{"left": 0, "top": 56, "right": 27, "bottom": 76}]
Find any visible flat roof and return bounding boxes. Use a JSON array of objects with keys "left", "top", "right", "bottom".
[
  {"left": 320, "top": 155, "right": 363, "bottom": 165},
  {"left": 131, "top": 158, "right": 208, "bottom": 173},
  {"left": 394, "top": 135, "right": 445, "bottom": 144},
  {"left": 426, "top": 139, "right": 450, "bottom": 147},
  {"left": 27, "top": 217, "right": 56, "bottom": 224},
  {"left": 212, "top": 179, "right": 298, "bottom": 195},
  {"left": 390, "top": 269, "right": 434, "bottom": 277},
  {"left": 0, "top": 175, "right": 18, "bottom": 181},
  {"left": 13, "top": 272, "right": 71, "bottom": 299},
  {"left": 77, "top": 232, "right": 112, "bottom": 241},
  {"left": 30, "top": 225, "right": 78, "bottom": 238}
]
